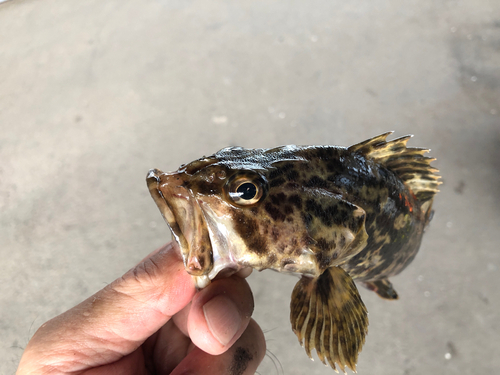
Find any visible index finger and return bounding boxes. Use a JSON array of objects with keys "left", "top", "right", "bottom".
[{"left": 18, "top": 242, "right": 196, "bottom": 371}]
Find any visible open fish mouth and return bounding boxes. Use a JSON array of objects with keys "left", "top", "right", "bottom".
[{"left": 146, "top": 169, "right": 213, "bottom": 277}]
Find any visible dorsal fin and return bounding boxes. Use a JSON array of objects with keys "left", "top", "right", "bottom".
[{"left": 348, "top": 132, "right": 441, "bottom": 202}]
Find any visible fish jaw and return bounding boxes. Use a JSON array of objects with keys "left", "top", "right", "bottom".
[
  {"left": 198, "top": 200, "right": 251, "bottom": 278},
  {"left": 147, "top": 169, "right": 213, "bottom": 277}
]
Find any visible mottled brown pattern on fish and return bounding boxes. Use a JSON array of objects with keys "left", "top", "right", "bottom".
[{"left": 148, "top": 133, "right": 440, "bottom": 373}]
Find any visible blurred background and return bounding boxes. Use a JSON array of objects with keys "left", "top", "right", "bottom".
[{"left": 1, "top": 0, "right": 499, "bottom": 374}]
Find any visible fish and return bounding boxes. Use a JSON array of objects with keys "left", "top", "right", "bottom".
[{"left": 146, "top": 132, "right": 441, "bottom": 373}]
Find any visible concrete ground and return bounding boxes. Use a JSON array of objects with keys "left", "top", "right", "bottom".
[{"left": 1, "top": 0, "right": 499, "bottom": 374}]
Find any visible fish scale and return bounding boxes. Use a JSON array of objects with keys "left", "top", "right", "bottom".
[{"left": 147, "top": 132, "right": 440, "bottom": 372}]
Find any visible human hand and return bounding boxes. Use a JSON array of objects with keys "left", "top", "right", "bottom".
[{"left": 17, "top": 242, "right": 266, "bottom": 374}]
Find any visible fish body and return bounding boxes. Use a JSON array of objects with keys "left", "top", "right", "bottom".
[{"left": 147, "top": 132, "right": 440, "bottom": 372}]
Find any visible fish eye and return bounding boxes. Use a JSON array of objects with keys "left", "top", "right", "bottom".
[
  {"left": 236, "top": 182, "right": 257, "bottom": 200},
  {"left": 226, "top": 175, "right": 266, "bottom": 206}
]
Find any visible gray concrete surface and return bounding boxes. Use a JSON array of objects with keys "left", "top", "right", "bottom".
[{"left": 1, "top": 0, "right": 499, "bottom": 374}]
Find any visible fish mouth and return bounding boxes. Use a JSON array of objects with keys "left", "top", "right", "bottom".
[{"left": 147, "top": 169, "right": 213, "bottom": 277}]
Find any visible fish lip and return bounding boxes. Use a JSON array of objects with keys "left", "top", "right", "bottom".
[
  {"left": 147, "top": 169, "right": 188, "bottom": 248},
  {"left": 147, "top": 169, "right": 213, "bottom": 276}
]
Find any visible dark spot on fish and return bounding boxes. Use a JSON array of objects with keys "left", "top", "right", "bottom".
[
  {"left": 271, "top": 227, "right": 280, "bottom": 241},
  {"left": 193, "top": 180, "right": 218, "bottom": 195},
  {"left": 229, "top": 346, "right": 253, "bottom": 375},
  {"left": 233, "top": 212, "right": 259, "bottom": 239},
  {"left": 248, "top": 235, "right": 268, "bottom": 255},
  {"left": 301, "top": 212, "right": 313, "bottom": 227},
  {"left": 277, "top": 243, "right": 286, "bottom": 253},
  {"left": 284, "top": 205, "right": 294, "bottom": 215},
  {"left": 338, "top": 234, "right": 346, "bottom": 249},
  {"left": 316, "top": 268, "right": 333, "bottom": 304},
  {"left": 287, "top": 182, "right": 300, "bottom": 189},
  {"left": 286, "top": 217, "right": 294, "bottom": 222},
  {"left": 299, "top": 162, "right": 309, "bottom": 170},
  {"left": 348, "top": 217, "right": 361, "bottom": 232},
  {"left": 270, "top": 193, "right": 286, "bottom": 205},
  {"left": 316, "top": 249, "right": 334, "bottom": 269},
  {"left": 169, "top": 222, "right": 183, "bottom": 238},
  {"left": 270, "top": 177, "right": 286, "bottom": 187},
  {"left": 269, "top": 167, "right": 283, "bottom": 180},
  {"left": 287, "top": 169, "right": 299, "bottom": 181},
  {"left": 304, "top": 176, "right": 328, "bottom": 189},
  {"left": 293, "top": 245, "right": 304, "bottom": 256},
  {"left": 313, "top": 147, "right": 333, "bottom": 160},
  {"left": 270, "top": 194, "right": 280, "bottom": 205},
  {"left": 316, "top": 238, "right": 330, "bottom": 252},
  {"left": 306, "top": 199, "right": 351, "bottom": 227},
  {"left": 351, "top": 339, "right": 357, "bottom": 357},
  {"left": 302, "top": 233, "right": 315, "bottom": 246},
  {"left": 326, "top": 157, "right": 344, "bottom": 172},
  {"left": 269, "top": 163, "right": 295, "bottom": 179},
  {"left": 288, "top": 194, "right": 303, "bottom": 209},
  {"left": 265, "top": 202, "right": 286, "bottom": 222},
  {"left": 376, "top": 214, "right": 391, "bottom": 232},
  {"left": 305, "top": 199, "right": 318, "bottom": 215}
]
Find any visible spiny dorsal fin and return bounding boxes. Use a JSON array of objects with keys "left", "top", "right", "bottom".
[
  {"left": 290, "top": 266, "right": 368, "bottom": 373},
  {"left": 348, "top": 132, "right": 441, "bottom": 202}
]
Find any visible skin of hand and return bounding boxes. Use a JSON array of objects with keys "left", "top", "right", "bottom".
[{"left": 17, "top": 242, "right": 266, "bottom": 375}]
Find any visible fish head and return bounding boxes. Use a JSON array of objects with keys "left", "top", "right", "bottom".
[{"left": 147, "top": 151, "right": 273, "bottom": 284}]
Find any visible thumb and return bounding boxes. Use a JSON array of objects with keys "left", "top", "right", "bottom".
[{"left": 19, "top": 242, "right": 196, "bottom": 371}]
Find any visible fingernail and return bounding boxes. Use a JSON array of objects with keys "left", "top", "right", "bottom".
[{"left": 203, "top": 294, "right": 242, "bottom": 346}]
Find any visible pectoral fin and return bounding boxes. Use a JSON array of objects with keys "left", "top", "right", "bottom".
[
  {"left": 290, "top": 266, "right": 368, "bottom": 373},
  {"left": 362, "top": 278, "right": 398, "bottom": 300}
]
